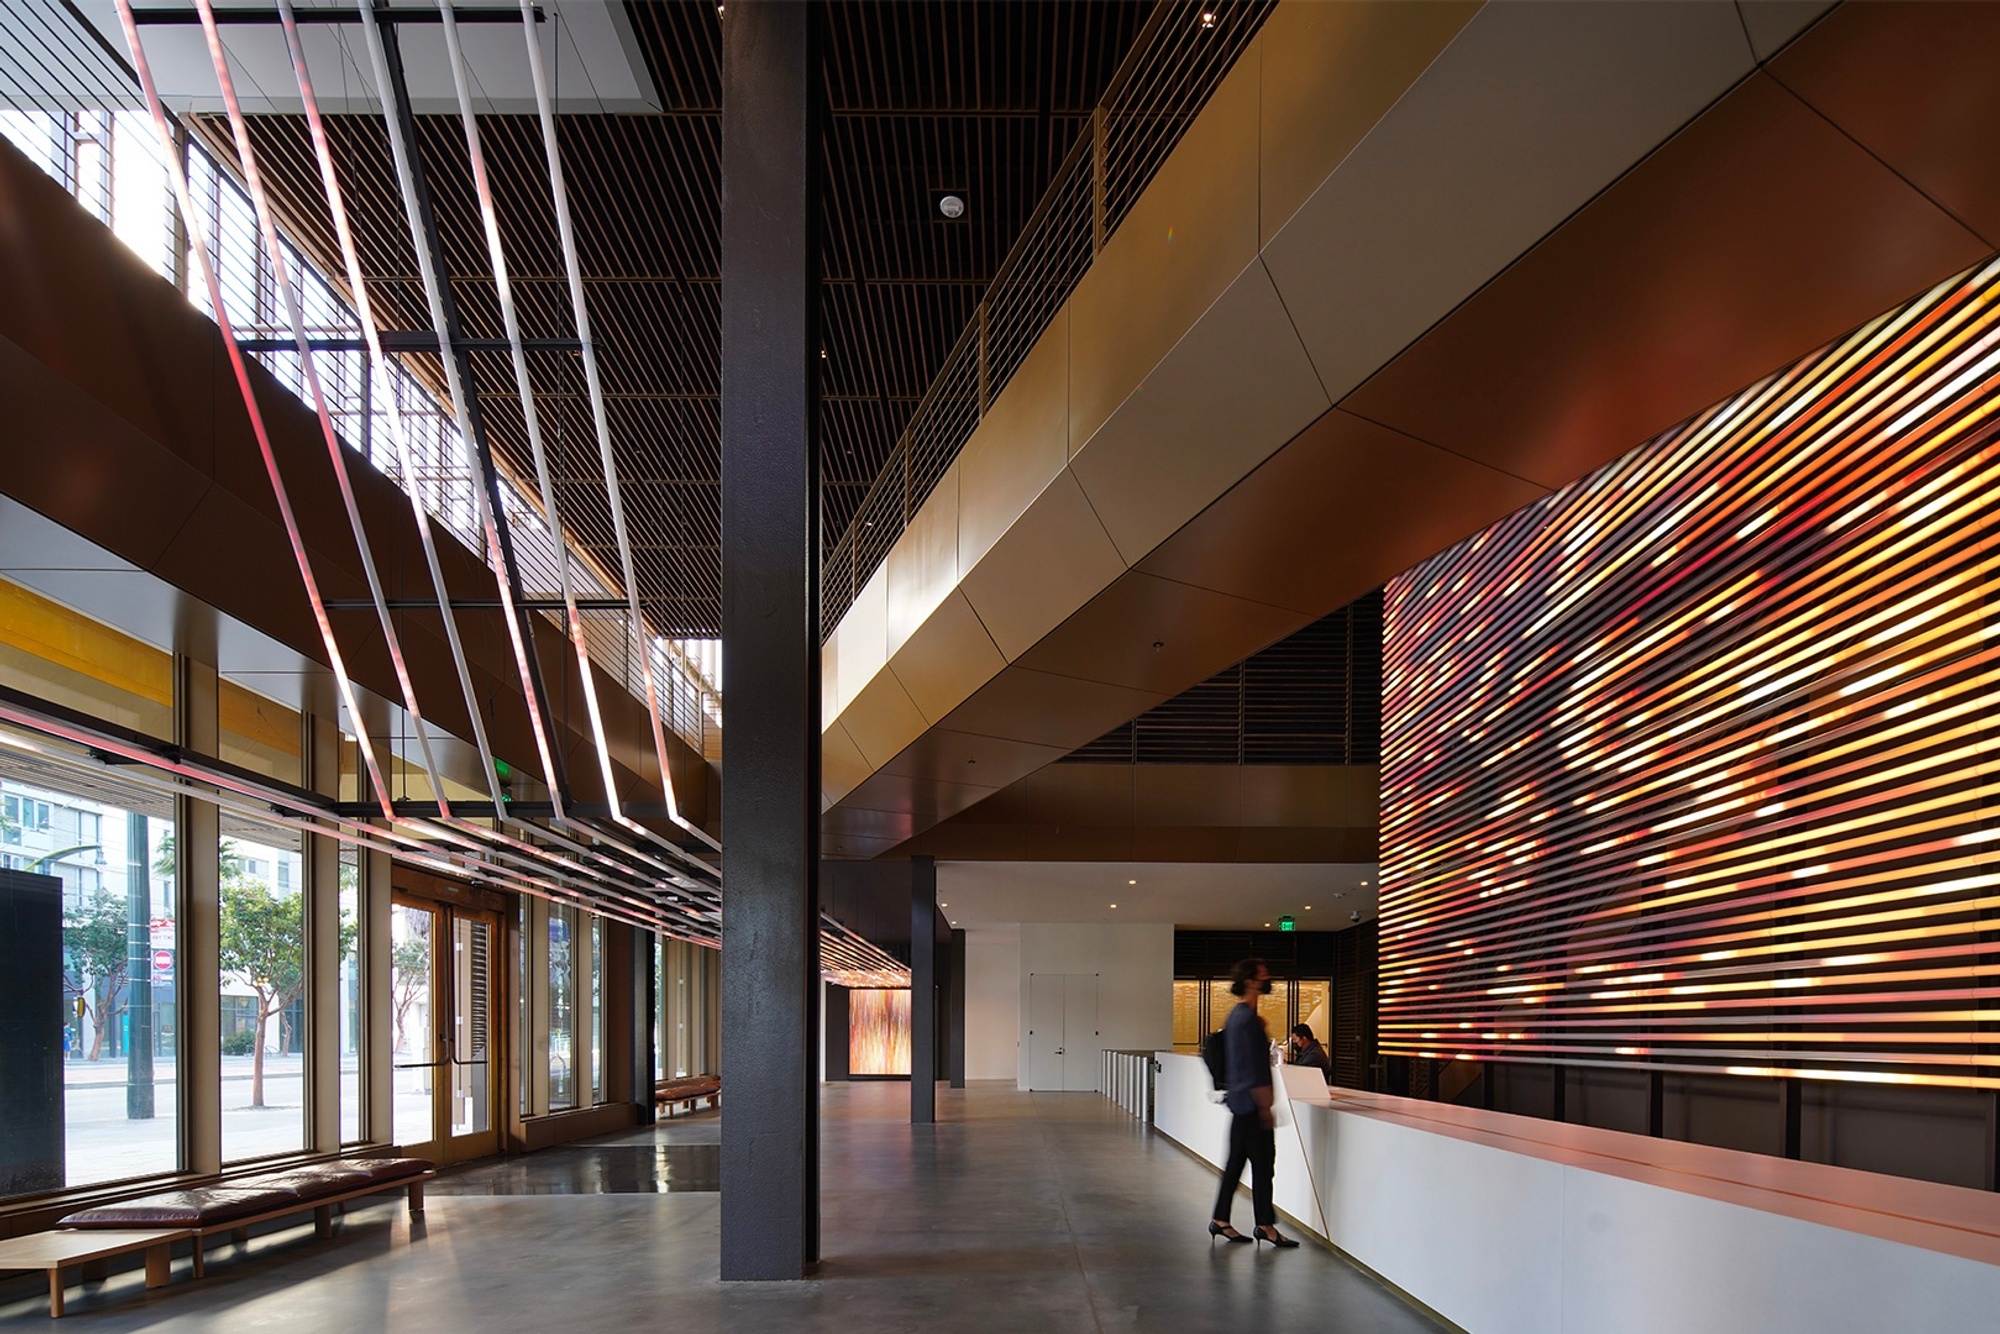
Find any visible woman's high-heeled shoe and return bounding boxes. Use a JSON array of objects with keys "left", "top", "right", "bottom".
[
  {"left": 1255, "top": 1226, "right": 1300, "bottom": 1249},
  {"left": 1208, "top": 1221, "right": 1252, "bottom": 1243}
]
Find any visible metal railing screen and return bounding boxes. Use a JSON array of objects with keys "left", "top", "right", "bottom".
[{"left": 822, "top": 0, "right": 1275, "bottom": 635}]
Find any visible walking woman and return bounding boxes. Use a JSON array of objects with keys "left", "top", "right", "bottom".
[{"left": 1206, "top": 958, "right": 1300, "bottom": 1248}]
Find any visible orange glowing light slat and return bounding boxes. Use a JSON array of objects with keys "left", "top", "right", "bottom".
[
  {"left": 1380, "top": 256, "right": 2000, "bottom": 1090},
  {"left": 849, "top": 989, "right": 912, "bottom": 1077}
]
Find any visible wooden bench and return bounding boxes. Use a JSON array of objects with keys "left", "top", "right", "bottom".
[
  {"left": 654, "top": 1075, "right": 721, "bottom": 1116},
  {"left": 56, "top": 1157, "right": 435, "bottom": 1279},
  {"left": 0, "top": 1226, "right": 192, "bottom": 1317}
]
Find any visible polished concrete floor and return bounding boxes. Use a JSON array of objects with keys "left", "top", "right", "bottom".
[{"left": 0, "top": 1082, "right": 1448, "bottom": 1332}]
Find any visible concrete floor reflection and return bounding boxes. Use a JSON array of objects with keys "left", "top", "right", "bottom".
[
  {"left": 430, "top": 1142, "right": 722, "bottom": 1195},
  {"left": 0, "top": 1083, "right": 1445, "bottom": 1333}
]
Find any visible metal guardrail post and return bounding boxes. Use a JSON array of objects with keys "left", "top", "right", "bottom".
[
  {"left": 1091, "top": 104, "right": 1108, "bottom": 257},
  {"left": 976, "top": 300, "right": 990, "bottom": 416}
]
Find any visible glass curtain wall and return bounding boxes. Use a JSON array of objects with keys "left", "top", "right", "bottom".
[
  {"left": 339, "top": 844, "right": 363, "bottom": 1145},
  {"left": 590, "top": 916, "right": 604, "bottom": 1106},
  {"left": 549, "top": 904, "right": 576, "bottom": 1111},
  {"left": 0, "top": 741, "right": 180, "bottom": 1194},
  {"left": 0, "top": 107, "right": 715, "bottom": 757},
  {"left": 391, "top": 902, "right": 435, "bottom": 1145},
  {"left": 217, "top": 816, "right": 307, "bottom": 1163},
  {"left": 656, "top": 939, "right": 720, "bottom": 1081}
]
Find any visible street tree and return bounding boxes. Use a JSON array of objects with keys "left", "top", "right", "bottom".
[
  {"left": 391, "top": 924, "right": 430, "bottom": 1056},
  {"left": 219, "top": 872, "right": 300, "bottom": 1108},
  {"left": 62, "top": 890, "right": 131, "bottom": 1060},
  {"left": 153, "top": 833, "right": 244, "bottom": 883}
]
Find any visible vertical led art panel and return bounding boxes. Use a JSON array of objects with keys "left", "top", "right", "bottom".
[
  {"left": 1381, "top": 257, "right": 2000, "bottom": 1090},
  {"left": 848, "top": 988, "right": 911, "bottom": 1076}
]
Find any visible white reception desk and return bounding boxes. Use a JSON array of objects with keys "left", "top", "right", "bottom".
[{"left": 1151, "top": 1053, "right": 2000, "bottom": 1334}]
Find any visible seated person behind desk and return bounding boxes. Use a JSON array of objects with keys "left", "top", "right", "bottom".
[{"left": 1288, "top": 1023, "right": 1332, "bottom": 1083}]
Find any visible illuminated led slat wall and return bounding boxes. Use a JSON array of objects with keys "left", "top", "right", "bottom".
[
  {"left": 848, "top": 989, "right": 912, "bottom": 1077},
  {"left": 1380, "top": 258, "right": 2000, "bottom": 1091}
]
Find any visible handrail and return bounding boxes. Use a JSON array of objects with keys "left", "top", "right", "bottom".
[{"left": 821, "top": 0, "right": 1277, "bottom": 638}]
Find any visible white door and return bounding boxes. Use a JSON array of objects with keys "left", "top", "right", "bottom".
[
  {"left": 1027, "top": 973, "right": 1067, "bottom": 1090},
  {"left": 1062, "top": 974, "right": 1100, "bottom": 1091}
]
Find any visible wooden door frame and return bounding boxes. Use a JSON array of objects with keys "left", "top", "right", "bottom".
[{"left": 387, "top": 869, "right": 515, "bottom": 1166}]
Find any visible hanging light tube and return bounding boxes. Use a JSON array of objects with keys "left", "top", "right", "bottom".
[
  {"left": 271, "top": 0, "right": 514, "bottom": 821},
  {"left": 435, "top": 1, "right": 633, "bottom": 838},
  {"left": 516, "top": 0, "right": 720, "bottom": 852},
  {"left": 190, "top": 0, "right": 459, "bottom": 827},
  {"left": 352, "top": 0, "right": 566, "bottom": 819},
  {"left": 275, "top": 0, "right": 699, "bottom": 914},
  {"left": 113, "top": 0, "right": 395, "bottom": 823}
]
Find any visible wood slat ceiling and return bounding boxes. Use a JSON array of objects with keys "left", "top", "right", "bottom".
[
  {"left": 1065, "top": 592, "right": 1385, "bottom": 767},
  {"left": 199, "top": 0, "right": 1153, "bottom": 638}
]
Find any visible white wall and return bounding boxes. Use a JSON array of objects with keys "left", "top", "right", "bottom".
[
  {"left": 964, "top": 927, "right": 1022, "bottom": 1080},
  {"left": 1018, "top": 921, "right": 1173, "bottom": 1089},
  {"left": 1154, "top": 1059, "right": 2000, "bottom": 1334}
]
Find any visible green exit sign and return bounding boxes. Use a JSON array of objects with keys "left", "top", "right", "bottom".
[{"left": 1278, "top": 915, "right": 1295, "bottom": 932}]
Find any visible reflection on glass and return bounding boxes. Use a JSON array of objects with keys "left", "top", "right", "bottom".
[
  {"left": 217, "top": 680, "right": 302, "bottom": 786},
  {"left": 339, "top": 847, "right": 362, "bottom": 1144},
  {"left": 0, "top": 577, "right": 174, "bottom": 741},
  {"left": 1171, "top": 980, "right": 1201, "bottom": 1052},
  {"left": 219, "top": 826, "right": 307, "bottom": 1162},
  {"left": 653, "top": 937, "right": 666, "bottom": 1082},
  {"left": 518, "top": 900, "right": 529, "bottom": 1119},
  {"left": 1208, "top": 981, "right": 1236, "bottom": 1042},
  {"left": 451, "top": 917, "right": 490, "bottom": 1136},
  {"left": 590, "top": 916, "right": 604, "bottom": 1106},
  {"left": 549, "top": 906, "right": 575, "bottom": 1111},
  {"left": 391, "top": 904, "right": 435, "bottom": 1146},
  {"left": 1296, "top": 981, "right": 1331, "bottom": 1049},
  {"left": 1, "top": 756, "right": 181, "bottom": 1199},
  {"left": 1256, "top": 979, "right": 1292, "bottom": 1042}
]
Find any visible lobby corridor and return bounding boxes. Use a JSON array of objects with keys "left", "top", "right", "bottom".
[{"left": 0, "top": 1083, "right": 1446, "bottom": 1333}]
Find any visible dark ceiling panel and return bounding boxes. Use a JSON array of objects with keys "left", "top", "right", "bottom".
[
  {"left": 1014, "top": 571, "right": 1302, "bottom": 698},
  {"left": 1766, "top": 0, "right": 2000, "bottom": 252}
]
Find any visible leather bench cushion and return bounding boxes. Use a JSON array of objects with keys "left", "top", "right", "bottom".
[
  {"left": 242, "top": 1165, "right": 376, "bottom": 1198},
  {"left": 346, "top": 1157, "right": 434, "bottom": 1185},
  {"left": 59, "top": 1185, "right": 298, "bottom": 1229},
  {"left": 656, "top": 1077, "right": 721, "bottom": 1096}
]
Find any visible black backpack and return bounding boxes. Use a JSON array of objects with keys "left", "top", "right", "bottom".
[{"left": 1201, "top": 1028, "right": 1228, "bottom": 1090}]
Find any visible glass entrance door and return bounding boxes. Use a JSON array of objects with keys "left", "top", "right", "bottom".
[{"left": 390, "top": 899, "right": 501, "bottom": 1163}]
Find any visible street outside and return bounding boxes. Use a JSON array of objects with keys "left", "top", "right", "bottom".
[{"left": 58, "top": 1054, "right": 438, "bottom": 1187}]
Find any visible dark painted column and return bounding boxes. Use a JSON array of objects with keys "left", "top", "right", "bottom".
[
  {"left": 125, "top": 812, "right": 155, "bottom": 1119},
  {"left": 634, "top": 929, "right": 656, "bottom": 1125},
  {"left": 720, "top": 0, "right": 821, "bottom": 1282},
  {"left": 948, "top": 928, "right": 967, "bottom": 1089},
  {"left": 910, "top": 855, "right": 936, "bottom": 1123},
  {"left": 0, "top": 870, "right": 63, "bottom": 1194},
  {"left": 823, "top": 983, "right": 849, "bottom": 1082}
]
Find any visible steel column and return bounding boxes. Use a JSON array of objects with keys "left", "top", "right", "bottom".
[
  {"left": 823, "top": 983, "right": 850, "bottom": 1082},
  {"left": 1781, "top": 1077, "right": 1804, "bottom": 1160},
  {"left": 948, "top": 928, "right": 966, "bottom": 1089},
  {"left": 123, "top": 811, "right": 155, "bottom": 1120},
  {"left": 910, "top": 855, "right": 936, "bottom": 1124},
  {"left": 176, "top": 655, "right": 221, "bottom": 1175},
  {"left": 719, "top": 0, "right": 821, "bottom": 1282},
  {"left": 631, "top": 926, "right": 656, "bottom": 1124}
]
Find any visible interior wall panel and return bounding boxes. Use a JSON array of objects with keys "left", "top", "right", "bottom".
[{"left": 1380, "top": 256, "right": 2000, "bottom": 1092}]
